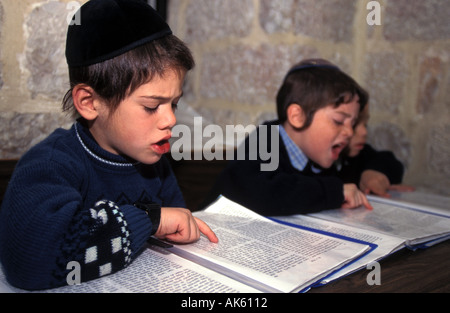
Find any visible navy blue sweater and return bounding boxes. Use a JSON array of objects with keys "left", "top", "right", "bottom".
[
  {"left": 0, "top": 122, "right": 184, "bottom": 290},
  {"left": 331, "top": 144, "right": 404, "bottom": 185},
  {"left": 201, "top": 121, "right": 345, "bottom": 215}
]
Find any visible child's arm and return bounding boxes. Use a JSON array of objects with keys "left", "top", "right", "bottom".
[
  {"left": 0, "top": 158, "right": 216, "bottom": 291},
  {"left": 0, "top": 160, "right": 148, "bottom": 290}
]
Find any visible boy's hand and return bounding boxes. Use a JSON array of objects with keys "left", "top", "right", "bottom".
[
  {"left": 359, "top": 170, "right": 390, "bottom": 197},
  {"left": 155, "top": 207, "right": 219, "bottom": 244},
  {"left": 359, "top": 170, "right": 416, "bottom": 198},
  {"left": 342, "top": 183, "right": 373, "bottom": 210}
]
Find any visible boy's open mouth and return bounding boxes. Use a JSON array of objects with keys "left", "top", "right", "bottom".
[
  {"left": 152, "top": 138, "right": 171, "bottom": 154},
  {"left": 156, "top": 139, "right": 169, "bottom": 146},
  {"left": 331, "top": 143, "right": 346, "bottom": 159}
]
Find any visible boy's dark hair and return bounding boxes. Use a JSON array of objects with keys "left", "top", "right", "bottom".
[
  {"left": 62, "top": 34, "right": 195, "bottom": 117},
  {"left": 276, "top": 59, "right": 368, "bottom": 129}
]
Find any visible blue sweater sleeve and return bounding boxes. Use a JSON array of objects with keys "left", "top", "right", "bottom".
[{"left": 0, "top": 158, "right": 152, "bottom": 291}]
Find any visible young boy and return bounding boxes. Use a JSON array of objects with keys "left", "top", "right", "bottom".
[
  {"left": 203, "top": 59, "right": 372, "bottom": 215},
  {"left": 334, "top": 102, "right": 414, "bottom": 197},
  {"left": 0, "top": 0, "right": 217, "bottom": 291}
]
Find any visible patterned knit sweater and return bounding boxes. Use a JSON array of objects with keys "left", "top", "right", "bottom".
[{"left": 0, "top": 122, "right": 185, "bottom": 290}]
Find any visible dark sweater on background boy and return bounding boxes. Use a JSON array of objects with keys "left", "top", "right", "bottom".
[{"left": 202, "top": 120, "right": 344, "bottom": 216}]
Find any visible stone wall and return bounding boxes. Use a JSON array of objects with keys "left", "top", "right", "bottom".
[
  {"left": 0, "top": 0, "right": 74, "bottom": 158},
  {"left": 0, "top": 0, "right": 449, "bottom": 196}
]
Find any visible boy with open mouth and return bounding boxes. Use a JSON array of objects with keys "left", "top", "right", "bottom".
[{"left": 204, "top": 59, "right": 373, "bottom": 215}]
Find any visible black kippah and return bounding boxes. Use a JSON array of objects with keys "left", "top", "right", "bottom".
[{"left": 66, "top": 0, "right": 172, "bottom": 67}]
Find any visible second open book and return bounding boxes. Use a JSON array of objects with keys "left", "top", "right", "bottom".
[{"left": 273, "top": 192, "right": 450, "bottom": 284}]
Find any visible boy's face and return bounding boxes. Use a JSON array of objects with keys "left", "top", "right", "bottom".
[
  {"left": 295, "top": 97, "right": 360, "bottom": 168},
  {"left": 347, "top": 104, "right": 369, "bottom": 157},
  {"left": 90, "top": 68, "right": 185, "bottom": 165}
]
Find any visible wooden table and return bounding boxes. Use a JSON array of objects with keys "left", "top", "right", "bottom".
[{"left": 309, "top": 239, "right": 450, "bottom": 293}]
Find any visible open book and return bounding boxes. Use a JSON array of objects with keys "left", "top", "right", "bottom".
[
  {"left": 271, "top": 191, "right": 450, "bottom": 284},
  {"left": 379, "top": 190, "right": 450, "bottom": 217},
  {"left": 0, "top": 196, "right": 373, "bottom": 293}
]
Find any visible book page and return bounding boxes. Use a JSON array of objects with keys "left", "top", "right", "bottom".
[
  {"left": 168, "top": 196, "right": 372, "bottom": 293},
  {"left": 0, "top": 246, "right": 261, "bottom": 293},
  {"left": 310, "top": 200, "right": 450, "bottom": 247},
  {"left": 271, "top": 214, "right": 405, "bottom": 283},
  {"left": 374, "top": 191, "right": 450, "bottom": 217}
]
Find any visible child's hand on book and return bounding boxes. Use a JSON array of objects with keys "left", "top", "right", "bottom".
[
  {"left": 155, "top": 207, "right": 219, "bottom": 244},
  {"left": 342, "top": 183, "right": 373, "bottom": 210}
]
